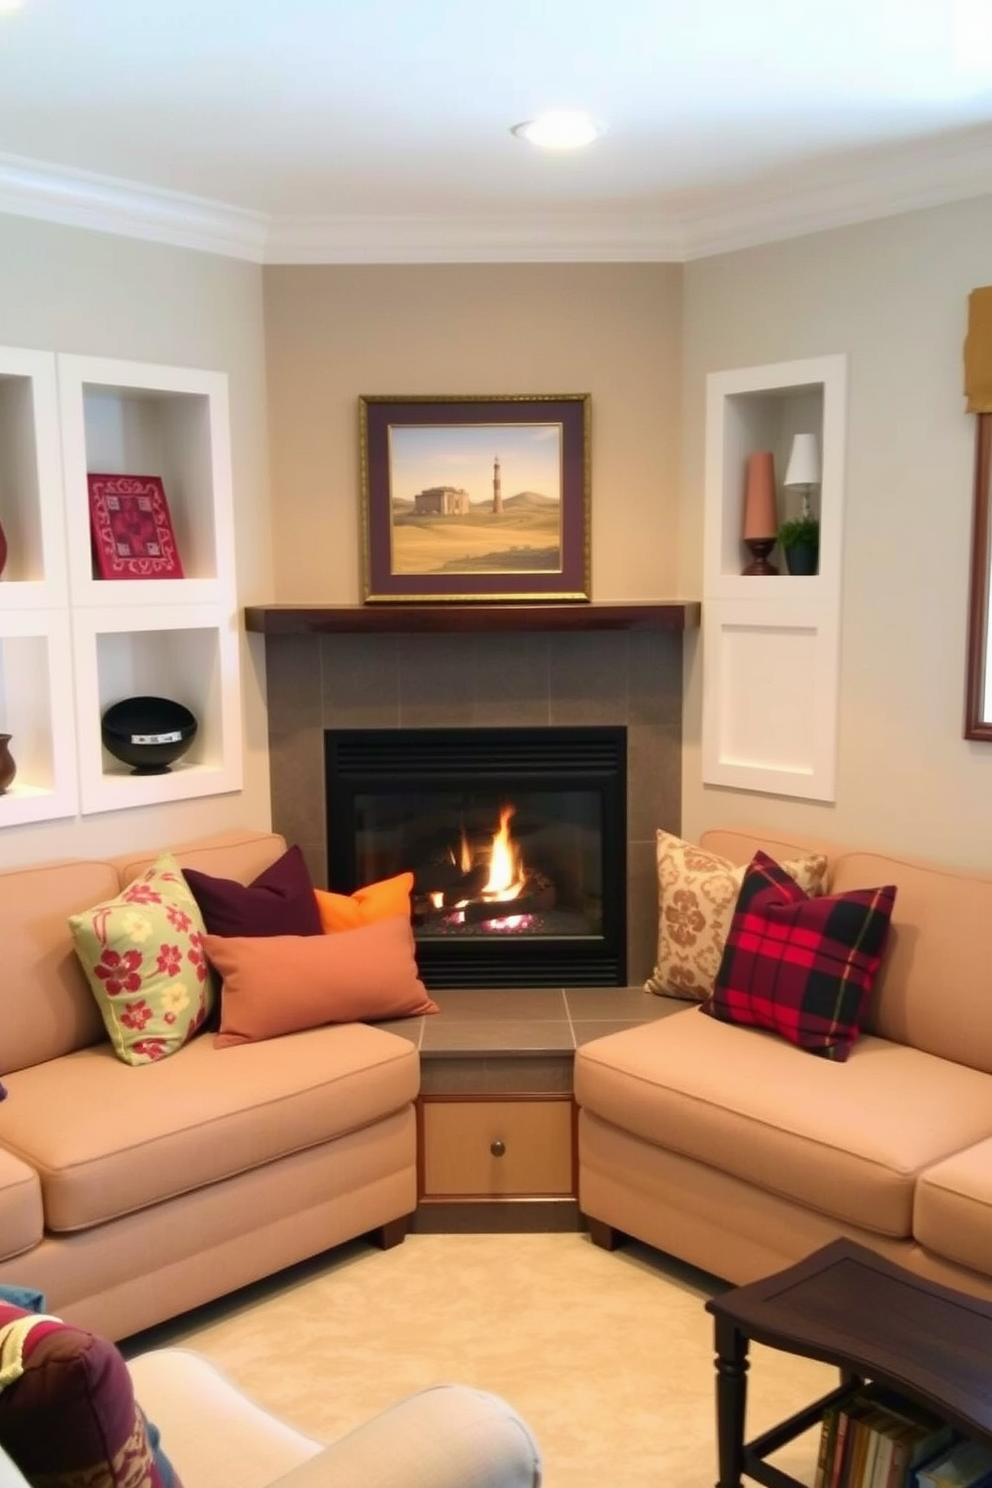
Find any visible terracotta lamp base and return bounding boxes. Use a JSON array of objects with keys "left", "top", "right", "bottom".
[{"left": 742, "top": 537, "right": 778, "bottom": 576}]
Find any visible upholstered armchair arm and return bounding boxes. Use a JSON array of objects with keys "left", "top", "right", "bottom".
[
  {"left": 126, "top": 1348, "right": 541, "bottom": 1488},
  {"left": 267, "top": 1385, "right": 542, "bottom": 1488}
]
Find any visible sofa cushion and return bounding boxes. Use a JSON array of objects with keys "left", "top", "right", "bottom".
[
  {"left": 704, "top": 852, "right": 897, "bottom": 1061},
  {"left": 314, "top": 872, "right": 414, "bottom": 933},
  {"left": 68, "top": 854, "right": 215, "bottom": 1066},
  {"left": 0, "top": 1302, "right": 180, "bottom": 1486},
  {"left": 183, "top": 845, "right": 323, "bottom": 938},
  {"left": 699, "top": 829, "right": 992, "bottom": 1078},
  {"left": 115, "top": 830, "right": 288, "bottom": 891},
  {"left": 0, "top": 860, "right": 116, "bottom": 1074},
  {"left": 0, "top": 1150, "right": 43, "bottom": 1265},
  {"left": 645, "top": 831, "right": 828, "bottom": 1002},
  {"left": 0, "top": 1024, "right": 419, "bottom": 1232},
  {"left": 204, "top": 917, "right": 438, "bottom": 1048},
  {"left": 914, "top": 1137, "right": 992, "bottom": 1278},
  {"left": 830, "top": 851, "right": 992, "bottom": 1074},
  {"left": 574, "top": 1009, "right": 992, "bottom": 1236}
]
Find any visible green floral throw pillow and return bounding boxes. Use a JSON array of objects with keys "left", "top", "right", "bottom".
[{"left": 69, "top": 852, "right": 215, "bottom": 1065}]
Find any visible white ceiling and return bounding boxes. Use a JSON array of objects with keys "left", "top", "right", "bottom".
[{"left": 2, "top": 0, "right": 992, "bottom": 262}]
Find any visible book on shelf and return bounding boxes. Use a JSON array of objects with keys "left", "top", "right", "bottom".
[
  {"left": 816, "top": 1404, "right": 842, "bottom": 1488},
  {"left": 88, "top": 472, "right": 184, "bottom": 580},
  {"left": 815, "top": 1384, "right": 961, "bottom": 1488}
]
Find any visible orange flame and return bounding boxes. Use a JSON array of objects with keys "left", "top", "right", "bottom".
[
  {"left": 481, "top": 804, "right": 524, "bottom": 901},
  {"left": 447, "top": 822, "right": 473, "bottom": 874}
]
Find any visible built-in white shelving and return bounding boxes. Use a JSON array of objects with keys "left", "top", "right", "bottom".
[
  {"left": 0, "top": 609, "right": 78, "bottom": 825},
  {"left": 58, "top": 355, "right": 234, "bottom": 609},
  {"left": 0, "top": 346, "right": 67, "bottom": 609},
  {"left": 73, "top": 605, "right": 242, "bottom": 814},
  {"left": 0, "top": 344, "right": 242, "bottom": 827},
  {"left": 701, "top": 353, "right": 848, "bottom": 802}
]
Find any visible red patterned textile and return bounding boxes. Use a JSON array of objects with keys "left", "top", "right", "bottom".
[
  {"left": 88, "top": 473, "right": 184, "bottom": 580},
  {"left": 0, "top": 1302, "right": 180, "bottom": 1486},
  {"left": 704, "top": 851, "right": 897, "bottom": 1061}
]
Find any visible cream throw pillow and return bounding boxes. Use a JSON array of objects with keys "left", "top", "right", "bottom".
[{"left": 644, "top": 830, "right": 829, "bottom": 1001}]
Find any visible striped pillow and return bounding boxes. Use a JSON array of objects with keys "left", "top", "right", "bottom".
[{"left": 704, "top": 851, "right": 897, "bottom": 1061}]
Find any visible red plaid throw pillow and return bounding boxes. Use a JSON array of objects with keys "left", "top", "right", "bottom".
[{"left": 704, "top": 851, "right": 897, "bottom": 1061}]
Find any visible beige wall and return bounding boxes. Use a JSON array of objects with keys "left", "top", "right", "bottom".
[
  {"left": 0, "top": 213, "right": 273, "bottom": 868},
  {"left": 262, "top": 263, "right": 683, "bottom": 603},
  {"left": 681, "top": 196, "right": 992, "bottom": 867},
  {"left": 8, "top": 196, "right": 990, "bottom": 875}
]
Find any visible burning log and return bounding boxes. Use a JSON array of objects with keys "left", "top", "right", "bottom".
[
  {"left": 410, "top": 800, "right": 557, "bottom": 929},
  {"left": 413, "top": 869, "right": 556, "bottom": 928}
]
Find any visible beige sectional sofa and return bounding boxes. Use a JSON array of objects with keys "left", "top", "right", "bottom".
[
  {"left": 0, "top": 829, "right": 419, "bottom": 1341},
  {"left": 575, "top": 825, "right": 992, "bottom": 1300}
]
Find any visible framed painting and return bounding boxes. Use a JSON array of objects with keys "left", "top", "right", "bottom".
[{"left": 359, "top": 393, "right": 591, "bottom": 602}]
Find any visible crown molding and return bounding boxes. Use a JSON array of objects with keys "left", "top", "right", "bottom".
[
  {"left": 1, "top": 126, "right": 992, "bottom": 265},
  {"left": 0, "top": 152, "right": 270, "bottom": 261},
  {"left": 680, "top": 124, "right": 992, "bottom": 259},
  {"left": 263, "top": 211, "right": 685, "bottom": 263}
]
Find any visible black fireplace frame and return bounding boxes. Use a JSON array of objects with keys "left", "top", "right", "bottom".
[{"left": 324, "top": 725, "right": 627, "bottom": 988}]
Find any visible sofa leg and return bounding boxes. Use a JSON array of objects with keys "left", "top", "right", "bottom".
[
  {"left": 373, "top": 1215, "right": 410, "bottom": 1250},
  {"left": 585, "top": 1216, "right": 622, "bottom": 1251}
]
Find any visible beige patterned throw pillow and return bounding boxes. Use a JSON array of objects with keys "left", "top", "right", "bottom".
[{"left": 644, "top": 830, "right": 828, "bottom": 1002}]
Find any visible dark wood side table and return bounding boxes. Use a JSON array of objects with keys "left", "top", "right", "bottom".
[{"left": 706, "top": 1238, "right": 992, "bottom": 1488}]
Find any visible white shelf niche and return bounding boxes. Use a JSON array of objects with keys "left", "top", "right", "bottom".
[
  {"left": 0, "top": 347, "right": 67, "bottom": 611},
  {"left": 704, "top": 353, "right": 847, "bottom": 600},
  {"left": 73, "top": 605, "right": 243, "bottom": 815},
  {"left": 0, "top": 610, "right": 78, "bottom": 825},
  {"left": 57, "top": 355, "right": 235, "bottom": 609},
  {"left": 701, "top": 353, "right": 848, "bottom": 802}
]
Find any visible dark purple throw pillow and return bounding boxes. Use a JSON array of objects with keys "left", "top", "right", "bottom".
[
  {"left": 704, "top": 850, "right": 897, "bottom": 1062},
  {"left": 183, "top": 845, "right": 323, "bottom": 938}
]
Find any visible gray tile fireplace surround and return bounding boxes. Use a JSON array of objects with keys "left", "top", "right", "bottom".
[{"left": 262, "top": 627, "right": 684, "bottom": 985}]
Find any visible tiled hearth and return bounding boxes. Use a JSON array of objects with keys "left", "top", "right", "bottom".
[
  {"left": 377, "top": 985, "right": 684, "bottom": 1091},
  {"left": 262, "top": 627, "right": 683, "bottom": 984}
]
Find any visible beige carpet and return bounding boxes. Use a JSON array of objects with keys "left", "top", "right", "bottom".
[{"left": 131, "top": 1232, "right": 836, "bottom": 1488}]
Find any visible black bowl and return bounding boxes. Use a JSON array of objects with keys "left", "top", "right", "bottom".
[{"left": 101, "top": 696, "right": 198, "bottom": 775}]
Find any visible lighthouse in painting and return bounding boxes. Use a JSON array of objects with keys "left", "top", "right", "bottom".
[{"left": 492, "top": 454, "right": 502, "bottom": 515}]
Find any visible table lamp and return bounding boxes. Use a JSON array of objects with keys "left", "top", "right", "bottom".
[
  {"left": 742, "top": 450, "right": 779, "bottom": 575},
  {"left": 784, "top": 432, "right": 821, "bottom": 520}
]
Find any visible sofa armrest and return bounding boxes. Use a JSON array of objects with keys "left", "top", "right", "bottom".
[
  {"left": 267, "top": 1385, "right": 542, "bottom": 1488},
  {"left": 126, "top": 1346, "right": 323, "bottom": 1488}
]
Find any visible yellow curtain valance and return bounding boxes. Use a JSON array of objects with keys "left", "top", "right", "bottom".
[{"left": 964, "top": 286, "right": 992, "bottom": 412}]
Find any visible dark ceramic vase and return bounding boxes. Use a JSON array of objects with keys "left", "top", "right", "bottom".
[{"left": 0, "top": 735, "right": 15, "bottom": 794}]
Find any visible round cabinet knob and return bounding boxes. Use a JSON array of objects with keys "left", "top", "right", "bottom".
[{"left": 490, "top": 1139, "right": 506, "bottom": 1158}]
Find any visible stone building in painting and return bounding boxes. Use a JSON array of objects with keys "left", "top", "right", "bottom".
[{"left": 413, "top": 486, "right": 471, "bottom": 515}]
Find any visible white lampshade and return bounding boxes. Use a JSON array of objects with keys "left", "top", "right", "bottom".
[{"left": 784, "top": 432, "right": 821, "bottom": 488}]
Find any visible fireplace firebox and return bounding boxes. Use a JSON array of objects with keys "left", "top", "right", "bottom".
[{"left": 324, "top": 727, "right": 627, "bottom": 988}]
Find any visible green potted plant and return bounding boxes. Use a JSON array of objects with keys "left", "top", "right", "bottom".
[{"left": 778, "top": 514, "right": 819, "bottom": 575}]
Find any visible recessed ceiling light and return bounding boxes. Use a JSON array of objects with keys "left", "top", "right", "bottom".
[{"left": 511, "top": 112, "right": 606, "bottom": 151}]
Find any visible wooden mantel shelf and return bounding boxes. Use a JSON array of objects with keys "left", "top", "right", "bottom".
[{"left": 244, "top": 601, "right": 700, "bottom": 635}]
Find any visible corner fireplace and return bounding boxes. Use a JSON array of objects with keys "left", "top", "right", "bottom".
[{"left": 325, "top": 726, "right": 627, "bottom": 988}]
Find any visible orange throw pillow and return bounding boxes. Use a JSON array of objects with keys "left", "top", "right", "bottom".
[
  {"left": 204, "top": 914, "right": 438, "bottom": 1048},
  {"left": 314, "top": 872, "right": 414, "bottom": 933}
]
